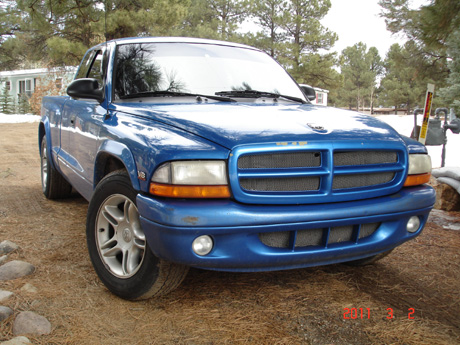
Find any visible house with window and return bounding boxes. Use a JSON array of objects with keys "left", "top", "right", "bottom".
[
  {"left": 0, "top": 67, "right": 76, "bottom": 112},
  {"left": 310, "top": 86, "right": 329, "bottom": 106},
  {"left": 298, "top": 84, "right": 329, "bottom": 106}
]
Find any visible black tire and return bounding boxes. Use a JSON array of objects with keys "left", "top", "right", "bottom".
[
  {"left": 40, "top": 136, "right": 72, "bottom": 199},
  {"left": 345, "top": 249, "right": 394, "bottom": 267},
  {"left": 86, "top": 170, "right": 189, "bottom": 300}
]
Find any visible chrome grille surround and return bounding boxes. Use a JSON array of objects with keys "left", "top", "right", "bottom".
[{"left": 229, "top": 142, "right": 407, "bottom": 205}]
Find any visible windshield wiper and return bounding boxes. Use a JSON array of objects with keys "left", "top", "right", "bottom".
[
  {"left": 215, "top": 90, "right": 306, "bottom": 104},
  {"left": 119, "top": 90, "right": 236, "bottom": 102}
]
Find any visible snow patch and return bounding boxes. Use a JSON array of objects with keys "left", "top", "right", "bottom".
[{"left": 0, "top": 114, "right": 41, "bottom": 124}]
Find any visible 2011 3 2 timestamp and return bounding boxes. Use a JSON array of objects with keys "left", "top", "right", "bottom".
[{"left": 343, "top": 307, "right": 415, "bottom": 320}]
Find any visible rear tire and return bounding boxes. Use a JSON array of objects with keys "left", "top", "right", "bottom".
[
  {"left": 345, "top": 249, "right": 394, "bottom": 266},
  {"left": 86, "top": 170, "right": 189, "bottom": 300},
  {"left": 40, "top": 136, "right": 72, "bottom": 199}
]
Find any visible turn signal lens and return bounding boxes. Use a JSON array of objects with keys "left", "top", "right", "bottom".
[
  {"left": 150, "top": 160, "right": 230, "bottom": 198},
  {"left": 404, "top": 173, "right": 431, "bottom": 187},
  {"left": 150, "top": 183, "right": 231, "bottom": 198}
]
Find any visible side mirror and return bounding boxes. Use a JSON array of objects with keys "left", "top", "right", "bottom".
[
  {"left": 67, "top": 78, "right": 104, "bottom": 103},
  {"left": 299, "top": 84, "right": 316, "bottom": 102}
]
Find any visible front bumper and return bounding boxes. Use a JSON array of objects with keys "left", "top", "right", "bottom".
[{"left": 137, "top": 185, "right": 435, "bottom": 272}]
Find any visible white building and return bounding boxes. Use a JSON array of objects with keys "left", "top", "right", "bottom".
[
  {"left": 299, "top": 84, "right": 329, "bottom": 106},
  {"left": 0, "top": 67, "right": 76, "bottom": 108}
]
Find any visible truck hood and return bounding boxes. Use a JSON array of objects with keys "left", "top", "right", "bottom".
[{"left": 113, "top": 102, "right": 404, "bottom": 149}]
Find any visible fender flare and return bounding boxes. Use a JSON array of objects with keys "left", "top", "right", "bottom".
[
  {"left": 38, "top": 117, "right": 59, "bottom": 171},
  {"left": 94, "top": 140, "right": 140, "bottom": 191}
]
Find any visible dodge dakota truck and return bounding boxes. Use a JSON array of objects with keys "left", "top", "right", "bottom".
[{"left": 39, "top": 37, "right": 435, "bottom": 300}]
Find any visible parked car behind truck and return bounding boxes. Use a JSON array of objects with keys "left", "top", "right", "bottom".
[{"left": 39, "top": 37, "right": 435, "bottom": 300}]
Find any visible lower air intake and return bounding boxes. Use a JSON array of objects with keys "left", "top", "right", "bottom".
[{"left": 258, "top": 223, "right": 381, "bottom": 249}]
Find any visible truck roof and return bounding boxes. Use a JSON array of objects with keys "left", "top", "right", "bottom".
[{"left": 96, "top": 36, "right": 258, "bottom": 51}]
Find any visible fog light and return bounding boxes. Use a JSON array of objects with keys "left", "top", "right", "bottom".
[
  {"left": 192, "top": 235, "right": 213, "bottom": 256},
  {"left": 407, "top": 216, "right": 421, "bottom": 233}
]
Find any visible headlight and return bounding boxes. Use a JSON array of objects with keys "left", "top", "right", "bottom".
[
  {"left": 404, "top": 154, "right": 432, "bottom": 187},
  {"left": 150, "top": 161, "right": 230, "bottom": 198},
  {"left": 408, "top": 154, "right": 432, "bottom": 175}
]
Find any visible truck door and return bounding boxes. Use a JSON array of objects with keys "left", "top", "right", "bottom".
[{"left": 59, "top": 49, "right": 107, "bottom": 199}]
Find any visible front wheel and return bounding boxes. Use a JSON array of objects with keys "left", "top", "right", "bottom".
[{"left": 86, "top": 170, "right": 189, "bottom": 300}]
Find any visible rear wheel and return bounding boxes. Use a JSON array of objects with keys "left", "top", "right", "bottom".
[
  {"left": 345, "top": 249, "right": 394, "bottom": 266},
  {"left": 86, "top": 170, "right": 189, "bottom": 300},
  {"left": 40, "top": 136, "right": 72, "bottom": 199}
]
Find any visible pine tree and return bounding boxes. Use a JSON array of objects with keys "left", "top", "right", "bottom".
[
  {"left": 379, "top": 0, "right": 458, "bottom": 108},
  {"left": 0, "top": 1, "right": 23, "bottom": 70},
  {"left": 438, "top": 29, "right": 460, "bottom": 114},
  {"left": 379, "top": 42, "right": 426, "bottom": 111},
  {"left": 17, "top": 93, "right": 30, "bottom": 115},
  {"left": 279, "top": 0, "right": 338, "bottom": 89},
  {"left": 0, "top": 85, "right": 13, "bottom": 114},
  {"left": 9, "top": 0, "right": 190, "bottom": 67},
  {"left": 249, "top": 0, "right": 341, "bottom": 90},
  {"left": 249, "top": 0, "right": 287, "bottom": 58},
  {"left": 336, "top": 43, "right": 383, "bottom": 112}
]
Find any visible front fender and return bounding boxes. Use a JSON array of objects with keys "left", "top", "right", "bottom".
[{"left": 95, "top": 140, "right": 140, "bottom": 191}]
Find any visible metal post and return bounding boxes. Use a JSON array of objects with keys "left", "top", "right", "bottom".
[
  {"left": 412, "top": 108, "right": 423, "bottom": 140},
  {"left": 436, "top": 108, "right": 449, "bottom": 168}
]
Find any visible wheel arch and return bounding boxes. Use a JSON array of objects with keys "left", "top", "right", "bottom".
[
  {"left": 94, "top": 140, "right": 140, "bottom": 191},
  {"left": 38, "top": 119, "right": 58, "bottom": 170},
  {"left": 38, "top": 122, "right": 45, "bottom": 148}
]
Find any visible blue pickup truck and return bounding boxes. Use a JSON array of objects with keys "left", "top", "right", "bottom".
[{"left": 39, "top": 37, "right": 435, "bottom": 300}]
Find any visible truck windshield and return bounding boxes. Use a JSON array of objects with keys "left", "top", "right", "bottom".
[{"left": 113, "top": 42, "right": 306, "bottom": 102}]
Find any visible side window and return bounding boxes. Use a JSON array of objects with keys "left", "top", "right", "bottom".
[
  {"left": 75, "top": 51, "right": 96, "bottom": 80},
  {"left": 87, "top": 51, "right": 104, "bottom": 87}
]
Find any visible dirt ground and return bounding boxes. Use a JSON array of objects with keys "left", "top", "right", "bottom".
[{"left": 0, "top": 122, "right": 459, "bottom": 345}]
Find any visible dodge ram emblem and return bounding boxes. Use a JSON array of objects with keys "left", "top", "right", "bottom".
[{"left": 307, "top": 123, "right": 325, "bottom": 130}]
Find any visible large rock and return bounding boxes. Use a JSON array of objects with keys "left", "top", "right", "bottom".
[
  {"left": 12, "top": 311, "right": 51, "bottom": 336},
  {"left": 0, "top": 261, "right": 35, "bottom": 281},
  {"left": 0, "top": 241, "right": 18, "bottom": 255},
  {"left": 0, "top": 336, "right": 31, "bottom": 345},
  {"left": 20, "top": 284, "right": 37, "bottom": 294},
  {"left": 431, "top": 177, "right": 460, "bottom": 211},
  {"left": 0, "top": 306, "right": 13, "bottom": 321},
  {"left": 0, "top": 290, "right": 14, "bottom": 302}
]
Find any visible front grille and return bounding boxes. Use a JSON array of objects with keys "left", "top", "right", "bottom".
[
  {"left": 259, "top": 223, "right": 380, "bottom": 249},
  {"left": 334, "top": 151, "right": 398, "bottom": 166},
  {"left": 238, "top": 152, "right": 321, "bottom": 169},
  {"left": 240, "top": 176, "right": 320, "bottom": 192},
  {"left": 233, "top": 146, "right": 405, "bottom": 203},
  {"left": 333, "top": 172, "right": 395, "bottom": 190}
]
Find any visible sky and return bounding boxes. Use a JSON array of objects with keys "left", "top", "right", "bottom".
[{"left": 321, "top": 0, "right": 431, "bottom": 58}]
